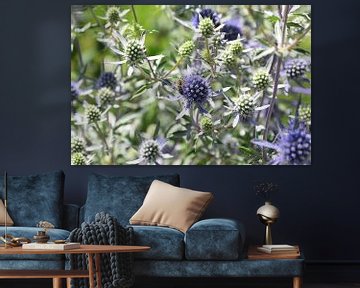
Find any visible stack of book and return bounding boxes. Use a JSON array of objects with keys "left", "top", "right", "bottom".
[
  {"left": 248, "top": 244, "right": 300, "bottom": 260},
  {"left": 257, "top": 244, "right": 299, "bottom": 254}
]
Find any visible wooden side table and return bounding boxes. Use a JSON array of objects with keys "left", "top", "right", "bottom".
[
  {"left": 247, "top": 245, "right": 303, "bottom": 288},
  {"left": 0, "top": 244, "right": 150, "bottom": 288}
]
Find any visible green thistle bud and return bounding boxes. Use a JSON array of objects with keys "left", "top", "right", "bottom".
[
  {"left": 212, "top": 34, "right": 222, "bottom": 47},
  {"left": 106, "top": 7, "right": 121, "bottom": 25},
  {"left": 71, "top": 137, "right": 85, "bottom": 153},
  {"left": 299, "top": 105, "right": 311, "bottom": 125},
  {"left": 71, "top": 152, "right": 86, "bottom": 165},
  {"left": 229, "top": 40, "right": 243, "bottom": 55},
  {"left": 222, "top": 50, "right": 236, "bottom": 67},
  {"left": 253, "top": 71, "right": 271, "bottom": 90},
  {"left": 199, "top": 18, "right": 214, "bottom": 38},
  {"left": 178, "top": 40, "right": 195, "bottom": 57},
  {"left": 234, "top": 93, "right": 256, "bottom": 119},
  {"left": 125, "top": 39, "right": 146, "bottom": 65},
  {"left": 200, "top": 117, "right": 213, "bottom": 133},
  {"left": 86, "top": 105, "right": 101, "bottom": 123},
  {"left": 97, "top": 87, "right": 115, "bottom": 106}
]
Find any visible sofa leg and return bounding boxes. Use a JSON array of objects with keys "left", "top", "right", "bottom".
[
  {"left": 53, "top": 278, "right": 62, "bottom": 288},
  {"left": 293, "top": 276, "right": 302, "bottom": 288}
]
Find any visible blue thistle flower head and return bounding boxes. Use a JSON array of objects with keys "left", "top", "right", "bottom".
[
  {"left": 285, "top": 59, "right": 308, "bottom": 79},
  {"left": 192, "top": 8, "right": 220, "bottom": 28},
  {"left": 180, "top": 74, "right": 211, "bottom": 112},
  {"left": 96, "top": 72, "right": 117, "bottom": 90},
  {"left": 221, "top": 19, "right": 241, "bottom": 41},
  {"left": 252, "top": 120, "right": 311, "bottom": 165}
]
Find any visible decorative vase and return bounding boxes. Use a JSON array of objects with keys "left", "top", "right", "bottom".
[
  {"left": 33, "top": 231, "right": 50, "bottom": 243},
  {"left": 256, "top": 201, "right": 280, "bottom": 245}
]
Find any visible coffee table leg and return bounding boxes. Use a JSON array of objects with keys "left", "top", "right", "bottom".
[
  {"left": 95, "top": 253, "right": 102, "bottom": 288},
  {"left": 52, "top": 278, "right": 62, "bottom": 288},
  {"left": 66, "top": 277, "right": 72, "bottom": 288},
  {"left": 88, "top": 253, "right": 95, "bottom": 288},
  {"left": 293, "top": 276, "right": 302, "bottom": 288}
]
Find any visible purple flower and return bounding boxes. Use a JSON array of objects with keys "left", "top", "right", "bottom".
[
  {"left": 192, "top": 8, "right": 221, "bottom": 28},
  {"left": 180, "top": 74, "right": 211, "bottom": 113},
  {"left": 96, "top": 72, "right": 117, "bottom": 90},
  {"left": 71, "top": 81, "right": 80, "bottom": 100},
  {"left": 221, "top": 19, "right": 241, "bottom": 41},
  {"left": 252, "top": 120, "right": 311, "bottom": 165}
]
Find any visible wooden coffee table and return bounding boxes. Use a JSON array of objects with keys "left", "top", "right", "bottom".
[{"left": 0, "top": 244, "right": 150, "bottom": 288}]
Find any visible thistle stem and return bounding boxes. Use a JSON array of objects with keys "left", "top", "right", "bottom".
[
  {"left": 145, "top": 58, "right": 158, "bottom": 80},
  {"left": 262, "top": 5, "right": 289, "bottom": 162},
  {"left": 131, "top": 5, "right": 138, "bottom": 23},
  {"left": 287, "top": 25, "right": 311, "bottom": 51},
  {"left": 205, "top": 38, "right": 215, "bottom": 77},
  {"left": 94, "top": 122, "right": 110, "bottom": 156},
  {"left": 163, "top": 57, "right": 183, "bottom": 78}
]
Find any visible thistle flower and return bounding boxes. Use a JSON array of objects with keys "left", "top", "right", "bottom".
[
  {"left": 86, "top": 105, "right": 101, "bottom": 123},
  {"left": 71, "top": 137, "right": 85, "bottom": 153},
  {"left": 71, "top": 152, "right": 86, "bottom": 165},
  {"left": 252, "top": 120, "right": 311, "bottom": 165},
  {"left": 96, "top": 72, "right": 117, "bottom": 90},
  {"left": 224, "top": 91, "right": 269, "bottom": 127},
  {"left": 128, "top": 138, "right": 173, "bottom": 165},
  {"left": 106, "top": 7, "right": 121, "bottom": 25},
  {"left": 229, "top": 39, "right": 243, "bottom": 55},
  {"left": 200, "top": 116, "right": 213, "bottom": 133},
  {"left": 125, "top": 39, "right": 146, "bottom": 65},
  {"left": 97, "top": 87, "right": 115, "bottom": 106},
  {"left": 199, "top": 17, "right": 215, "bottom": 38},
  {"left": 221, "top": 19, "right": 241, "bottom": 41},
  {"left": 180, "top": 74, "right": 211, "bottom": 113},
  {"left": 299, "top": 105, "right": 311, "bottom": 125},
  {"left": 222, "top": 50, "right": 237, "bottom": 67},
  {"left": 178, "top": 40, "right": 195, "bottom": 57},
  {"left": 252, "top": 70, "right": 271, "bottom": 90},
  {"left": 285, "top": 59, "right": 308, "bottom": 79},
  {"left": 192, "top": 8, "right": 221, "bottom": 28}
]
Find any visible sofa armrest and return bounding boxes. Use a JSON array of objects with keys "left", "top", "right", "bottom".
[
  {"left": 184, "top": 218, "right": 245, "bottom": 260},
  {"left": 63, "top": 204, "right": 80, "bottom": 231}
]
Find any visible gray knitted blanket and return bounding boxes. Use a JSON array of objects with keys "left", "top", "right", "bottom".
[{"left": 68, "top": 212, "right": 134, "bottom": 288}]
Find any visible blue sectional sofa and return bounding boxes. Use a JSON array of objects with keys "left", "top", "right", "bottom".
[
  {"left": 0, "top": 171, "right": 303, "bottom": 287},
  {"left": 81, "top": 173, "right": 304, "bottom": 282}
]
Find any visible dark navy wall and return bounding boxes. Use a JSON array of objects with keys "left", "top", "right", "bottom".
[{"left": 0, "top": 0, "right": 359, "bottom": 263}]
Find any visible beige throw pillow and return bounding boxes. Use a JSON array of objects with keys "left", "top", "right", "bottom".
[
  {"left": 0, "top": 199, "right": 14, "bottom": 226},
  {"left": 130, "top": 180, "right": 213, "bottom": 233}
]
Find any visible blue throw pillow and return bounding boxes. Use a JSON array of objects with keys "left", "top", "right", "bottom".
[
  {"left": 0, "top": 171, "right": 64, "bottom": 227},
  {"left": 84, "top": 174, "right": 180, "bottom": 225}
]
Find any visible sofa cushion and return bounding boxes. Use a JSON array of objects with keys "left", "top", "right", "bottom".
[
  {"left": 130, "top": 225, "right": 184, "bottom": 260},
  {"left": 185, "top": 218, "right": 245, "bottom": 260},
  {"left": 0, "top": 227, "right": 70, "bottom": 261},
  {"left": 84, "top": 174, "right": 180, "bottom": 225},
  {"left": 130, "top": 180, "right": 213, "bottom": 233},
  {"left": 0, "top": 171, "right": 64, "bottom": 227}
]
